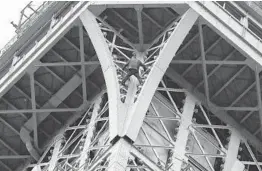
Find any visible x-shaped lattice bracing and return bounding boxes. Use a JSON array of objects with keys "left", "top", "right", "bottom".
[
  {"left": 80, "top": 7, "right": 199, "bottom": 144},
  {"left": 19, "top": 2, "right": 262, "bottom": 171},
  {"left": 28, "top": 5, "right": 255, "bottom": 171},
  {"left": 28, "top": 80, "right": 251, "bottom": 171}
]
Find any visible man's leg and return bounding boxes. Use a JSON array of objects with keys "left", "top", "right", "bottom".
[
  {"left": 122, "top": 69, "right": 138, "bottom": 85},
  {"left": 122, "top": 71, "right": 133, "bottom": 85},
  {"left": 134, "top": 72, "right": 141, "bottom": 84}
]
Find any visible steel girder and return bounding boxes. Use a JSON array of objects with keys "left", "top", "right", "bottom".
[
  {"left": 80, "top": 7, "right": 199, "bottom": 143},
  {"left": 0, "top": 2, "right": 91, "bottom": 99},
  {"left": 187, "top": 1, "right": 262, "bottom": 70},
  {"left": 26, "top": 78, "right": 250, "bottom": 171},
  {"left": 27, "top": 3, "right": 262, "bottom": 171},
  {"left": 0, "top": 2, "right": 104, "bottom": 169},
  {"left": 2, "top": 1, "right": 262, "bottom": 171}
]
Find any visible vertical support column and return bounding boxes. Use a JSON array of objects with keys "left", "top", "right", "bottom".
[
  {"left": 30, "top": 69, "right": 38, "bottom": 149},
  {"left": 223, "top": 129, "right": 244, "bottom": 171},
  {"left": 198, "top": 22, "right": 210, "bottom": 105},
  {"left": 108, "top": 139, "right": 131, "bottom": 171},
  {"left": 79, "top": 96, "right": 102, "bottom": 168},
  {"left": 135, "top": 6, "right": 144, "bottom": 51},
  {"left": 47, "top": 136, "right": 63, "bottom": 171},
  {"left": 171, "top": 93, "right": 196, "bottom": 171},
  {"left": 79, "top": 23, "right": 87, "bottom": 104},
  {"left": 255, "top": 65, "right": 262, "bottom": 137}
]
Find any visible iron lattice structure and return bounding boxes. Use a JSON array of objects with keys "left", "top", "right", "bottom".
[{"left": 1, "top": 1, "right": 262, "bottom": 171}]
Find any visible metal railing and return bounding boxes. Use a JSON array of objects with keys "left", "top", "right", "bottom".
[
  {"left": 17, "top": 2, "right": 51, "bottom": 33},
  {"left": 0, "top": 2, "right": 76, "bottom": 81},
  {"left": 212, "top": 1, "right": 262, "bottom": 47},
  {"left": 0, "top": 1, "right": 57, "bottom": 57}
]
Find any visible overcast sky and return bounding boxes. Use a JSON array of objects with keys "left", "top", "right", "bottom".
[{"left": 0, "top": 1, "right": 30, "bottom": 49}]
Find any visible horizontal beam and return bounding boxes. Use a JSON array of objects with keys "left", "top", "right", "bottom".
[
  {"left": 90, "top": 1, "right": 185, "bottom": 7},
  {"left": 185, "top": 153, "right": 226, "bottom": 158},
  {"left": 156, "top": 87, "right": 186, "bottom": 92},
  {"left": 35, "top": 61, "right": 100, "bottom": 67},
  {"left": 0, "top": 107, "right": 83, "bottom": 114},
  {"left": 171, "top": 60, "right": 247, "bottom": 65},
  {"left": 145, "top": 116, "right": 180, "bottom": 121},
  {"left": 0, "top": 155, "right": 31, "bottom": 159},
  {"left": 218, "top": 107, "right": 258, "bottom": 111},
  {"left": 192, "top": 124, "right": 232, "bottom": 129},
  {"left": 242, "top": 161, "right": 262, "bottom": 166}
]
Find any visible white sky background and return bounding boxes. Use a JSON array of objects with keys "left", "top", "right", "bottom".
[{"left": 0, "top": 0, "right": 31, "bottom": 49}]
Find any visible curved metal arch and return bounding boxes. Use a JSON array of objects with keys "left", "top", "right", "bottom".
[
  {"left": 80, "top": 8, "right": 199, "bottom": 143},
  {"left": 125, "top": 8, "right": 199, "bottom": 140},
  {"left": 80, "top": 10, "right": 122, "bottom": 140}
]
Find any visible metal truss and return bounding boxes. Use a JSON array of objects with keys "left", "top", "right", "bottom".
[
  {"left": 2, "top": 1, "right": 262, "bottom": 171},
  {"left": 80, "top": 7, "right": 199, "bottom": 144},
  {"left": 28, "top": 91, "right": 110, "bottom": 171},
  {"left": 26, "top": 4, "right": 262, "bottom": 171},
  {"left": 0, "top": 3, "right": 102, "bottom": 164},
  {"left": 0, "top": 1, "right": 91, "bottom": 99},
  {"left": 15, "top": 2, "right": 54, "bottom": 34},
  {"left": 1, "top": 2, "right": 57, "bottom": 57},
  {"left": 0, "top": 2, "right": 103, "bottom": 169},
  {"left": 188, "top": 1, "right": 262, "bottom": 68},
  {"left": 28, "top": 75, "right": 262, "bottom": 171}
]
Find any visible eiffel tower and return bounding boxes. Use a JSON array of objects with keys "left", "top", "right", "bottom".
[{"left": 1, "top": 1, "right": 262, "bottom": 171}]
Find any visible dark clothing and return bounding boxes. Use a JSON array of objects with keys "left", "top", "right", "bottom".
[
  {"left": 122, "top": 69, "right": 140, "bottom": 85},
  {"left": 121, "top": 58, "right": 146, "bottom": 85}
]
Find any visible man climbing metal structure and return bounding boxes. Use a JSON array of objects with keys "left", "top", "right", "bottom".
[{"left": 121, "top": 56, "right": 147, "bottom": 86}]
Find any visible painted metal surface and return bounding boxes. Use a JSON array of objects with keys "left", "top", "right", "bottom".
[{"left": 2, "top": 1, "right": 262, "bottom": 171}]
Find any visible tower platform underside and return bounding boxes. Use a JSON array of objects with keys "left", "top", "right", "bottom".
[{"left": 0, "top": 1, "right": 262, "bottom": 171}]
